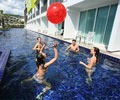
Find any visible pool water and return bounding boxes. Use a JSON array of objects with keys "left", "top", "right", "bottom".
[
  {"left": 0, "top": 28, "right": 120, "bottom": 100},
  {"left": 0, "top": 52, "right": 2, "bottom": 56}
]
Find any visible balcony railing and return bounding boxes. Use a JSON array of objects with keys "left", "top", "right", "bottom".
[
  {"left": 36, "top": 11, "right": 40, "bottom": 16},
  {"left": 41, "top": 4, "right": 47, "bottom": 13},
  {"left": 33, "top": 13, "right": 35, "bottom": 18},
  {"left": 31, "top": 15, "right": 32, "bottom": 19}
]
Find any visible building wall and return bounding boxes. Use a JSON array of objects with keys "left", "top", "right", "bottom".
[
  {"left": 41, "top": 17, "right": 48, "bottom": 32},
  {"left": 108, "top": 0, "right": 120, "bottom": 51},
  {"left": 36, "top": 18, "right": 41, "bottom": 32},
  {"left": 63, "top": 0, "right": 84, "bottom": 8},
  {"left": 63, "top": 10, "right": 80, "bottom": 39},
  {"left": 25, "top": 0, "right": 120, "bottom": 51},
  {"left": 48, "top": 22, "right": 58, "bottom": 35}
]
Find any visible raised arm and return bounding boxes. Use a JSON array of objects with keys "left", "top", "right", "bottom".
[
  {"left": 40, "top": 40, "right": 46, "bottom": 52},
  {"left": 33, "top": 43, "right": 39, "bottom": 50},
  {"left": 44, "top": 44, "right": 58, "bottom": 68}
]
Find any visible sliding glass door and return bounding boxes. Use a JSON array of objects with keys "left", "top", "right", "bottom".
[
  {"left": 79, "top": 9, "right": 96, "bottom": 36},
  {"left": 79, "top": 11, "right": 87, "bottom": 36},
  {"left": 85, "top": 9, "right": 96, "bottom": 34},
  {"left": 103, "top": 4, "right": 117, "bottom": 45},
  {"left": 78, "top": 4, "right": 117, "bottom": 45},
  {"left": 94, "top": 6, "right": 109, "bottom": 44},
  {"left": 58, "top": 23, "right": 62, "bottom": 31}
]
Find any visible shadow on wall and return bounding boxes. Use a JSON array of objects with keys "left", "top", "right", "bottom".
[{"left": 69, "top": 11, "right": 80, "bottom": 30}]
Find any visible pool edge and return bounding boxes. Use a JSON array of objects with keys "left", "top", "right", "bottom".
[
  {"left": 0, "top": 49, "right": 10, "bottom": 82},
  {"left": 26, "top": 29, "right": 120, "bottom": 64}
]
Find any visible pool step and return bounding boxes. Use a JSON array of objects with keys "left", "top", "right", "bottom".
[{"left": 0, "top": 49, "right": 10, "bottom": 82}]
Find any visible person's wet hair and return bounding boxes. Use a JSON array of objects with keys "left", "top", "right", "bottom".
[
  {"left": 72, "top": 39, "right": 76, "bottom": 42},
  {"left": 37, "top": 37, "right": 41, "bottom": 40},
  {"left": 36, "top": 53, "right": 45, "bottom": 66},
  {"left": 93, "top": 47, "right": 100, "bottom": 64}
]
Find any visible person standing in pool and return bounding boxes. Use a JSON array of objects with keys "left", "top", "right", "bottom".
[
  {"left": 33, "top": 37, "right": 43, "bottom": 51},
  {"left": 79, "top": 47, "right": 100, "bottom": 84},
  {"left": 33, "top": 37, "right": 46, "bottom": 70},
  {"left": 36, "top": 40, "right": 46, "bottom": 70},
  {"left": 22, "top": 43, "right": 58, "bottom": 99},
  {"left": 66, "top": 39, "right": 79, "bottom": 53}
]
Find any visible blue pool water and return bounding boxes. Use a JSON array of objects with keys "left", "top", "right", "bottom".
[{"left": 0, "top": 28, "right": 120, "bottom": 100}]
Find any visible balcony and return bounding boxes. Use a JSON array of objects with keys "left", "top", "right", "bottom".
[
  {"left": 36, "top": 10, "right": 40, "bottom": 16},
  {"left": 41, "top": 3, "right": 47, "bottom": 13},
  {"left": 33, "top": 13, "right": 35, "bottom": 18},
  {"left": 50, "top": 0, "right": 63, "bottom": 4},
  {"left": 31, "top": 15, "right": 32, "bottom": 19}
]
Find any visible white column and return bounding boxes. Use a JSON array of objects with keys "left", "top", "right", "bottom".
[
  {"left": 108, "top": 0, "right": 120, "bottom": 51},
  {"left": 33, "top": 5, "right": 37, "bottom": 16},
  {"left": 40, "top": 0, "right": 42, "bottom": 14},
  {"left": 48, "top": 22, "right": 58, "bottom": 35},
  {"left": 63, "top": 9, "right": 80, "bottom": 39},
  {"left": 47, "top": 0, "right": 50, "bottom": 8},
  {"left": 32, "top": 8, "right": 34, "bottom": 19},
  {"left": 39, "top": 0, "right": 41, "bottom": 14},
  {"left": 35, "top": 2, "right": 37, "bottom": 17}
]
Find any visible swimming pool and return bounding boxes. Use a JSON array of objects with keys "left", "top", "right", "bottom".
[{"left": 0, "top": 28, "right": 120, "bottom": 100}]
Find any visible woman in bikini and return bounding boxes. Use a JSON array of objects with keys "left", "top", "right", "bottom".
[
  {"left": 79, "top": 47, "right": 100, "bottom": 84},
  {"left": 22, "top": 43, "right": 58, "bottom": 99}
]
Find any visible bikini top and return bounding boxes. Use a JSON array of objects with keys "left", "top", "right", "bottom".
[{"left": 40, "top": 64, "right": 48, "bottom": 71}]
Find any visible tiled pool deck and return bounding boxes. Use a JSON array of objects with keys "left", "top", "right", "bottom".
[{"left": 0, "top": 49, "right": 10, "bottom": 82}]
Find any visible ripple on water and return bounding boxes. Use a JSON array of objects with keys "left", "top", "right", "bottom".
[{"left": 0, "top": 28, "right": 120, "bottom": 100}]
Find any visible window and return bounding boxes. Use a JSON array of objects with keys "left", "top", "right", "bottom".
[
  {"left": 79, "top": 11, "right": 87, "bottom": 35},
  {"left": 85, "top": 9, "right": 96, "bottom": 34},
  {"left": 44, "top": 0, "right": 47, "bottom": 5},
  {"left": 103, "top": 4, "right": 117, "bottom": 45},
  {"left": 94, "top": 6, "right": 109, "bottom": 44},
  {"left": 78, "top": 4, "right": 117, "bottom": 45}
]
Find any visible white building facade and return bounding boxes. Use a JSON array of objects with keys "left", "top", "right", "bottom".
[{"left": 25, "top": 0, "right": 120, "bottom": 52}]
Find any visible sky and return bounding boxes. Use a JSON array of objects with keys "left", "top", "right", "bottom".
[{"left": 0, "top": 0, "right": 24, "bottom": 16}]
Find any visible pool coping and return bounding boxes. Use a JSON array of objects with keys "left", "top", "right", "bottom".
[
  {"left": 0, "top": 49, "right": 10, "bottom": 82},
  {"left": 26, "top": 29, "right": 120, "bottom": 64}
]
